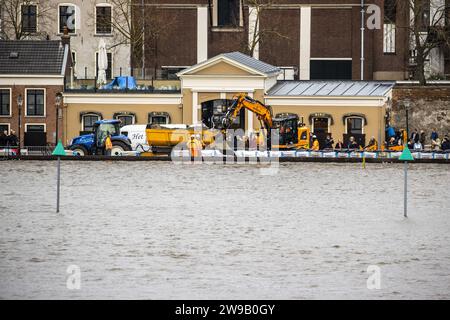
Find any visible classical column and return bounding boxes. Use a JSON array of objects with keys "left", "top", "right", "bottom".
[
  {"left": 197, "top": 6, "right": 208, "bottom": 63},
  {"left": 192, "top": 91, "right": 198, "bottom": 125},
  {"left": 299, "top": 6, "right": 311, "bottom": 80}
]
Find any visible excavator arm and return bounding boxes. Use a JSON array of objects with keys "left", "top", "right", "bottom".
[{"left": 222, "top": 94, "right": 273, "bottom": 129}]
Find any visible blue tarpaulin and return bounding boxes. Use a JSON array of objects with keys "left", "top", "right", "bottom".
[{"left": 103, "top": 76, "right": 137, "bottom": 90}]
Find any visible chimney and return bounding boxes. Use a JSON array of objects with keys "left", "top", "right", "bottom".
[{"left": 61, "top": 26, "right": 70, "bottom": 47}]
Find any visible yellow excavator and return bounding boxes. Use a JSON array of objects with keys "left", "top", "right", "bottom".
[
  {"left": 221, "top": 93, "right": 310, "bottom": 150},
  {"left": 145, "top": 93, "right": 310, "bottom": 151}
]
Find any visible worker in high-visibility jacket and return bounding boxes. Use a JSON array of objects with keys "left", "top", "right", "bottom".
[
  {"left": 311, "top": 135, "right": 320, "bottom": 151},
  {"left": 104, "top": 132, "right": 113, "bottom": 156},
  {"left": 188, "top": 135, "right": 202, "bottom": 158},
  {"left": 364, "top": 137, "right": 378, "bottom": 152}
]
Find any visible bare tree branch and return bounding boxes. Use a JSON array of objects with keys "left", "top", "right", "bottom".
[
  {"left": 0, "top": 0, "right": 51, "bottom": 40},
  {"left": 395, "top": 0, "right": 450, "bottom": 84},
  {"left": 243, "top": 0, "right": 290, "bottom": 57}
]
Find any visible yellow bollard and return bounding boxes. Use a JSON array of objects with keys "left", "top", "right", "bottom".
[{"left": 362, "top": 153, "right": 366, "bottom": 169}]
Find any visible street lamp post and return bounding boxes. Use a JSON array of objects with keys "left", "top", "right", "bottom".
[
  {"left": 404, "top": 99, "right": 411, "bottom": 138},
  {"left": 55, "top": 92, "right": 63, "bottom": 145},
  {"left": 17, "top": 94, "right": 23, "bottom": 151}
]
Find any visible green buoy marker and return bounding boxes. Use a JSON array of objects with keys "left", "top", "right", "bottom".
[
  {"left": 398, "top": 146, "right": 414, "bottom": 218},
  {"left": 52, "top": 141, "right": 66, "bottom": 213}
]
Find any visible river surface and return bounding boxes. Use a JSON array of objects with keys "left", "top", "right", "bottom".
[{"left": 0, "top": 161, "right": 449, "bottom": 299}]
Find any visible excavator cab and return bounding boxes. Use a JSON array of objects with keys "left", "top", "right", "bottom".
[
  {"left": 273, "top": 114, "right": 298, "bottom": 146},
  {"left": 272, "top": 113, "right": 310, "bottom": 150}
]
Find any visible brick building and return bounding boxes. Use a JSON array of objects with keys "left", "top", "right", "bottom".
[
  {"left": 0, "top": 38, "right": 72, "bottom": 147},
  {"left": 133, "top": 0, "right": 450, "bottom": 81},
  {"left": 134, "top": 0, "right": 415, "bottom": 81}
]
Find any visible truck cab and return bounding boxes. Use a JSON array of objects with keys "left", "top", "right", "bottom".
[{"left": 68, "top": 120, "right": 132, "bottom": 155}]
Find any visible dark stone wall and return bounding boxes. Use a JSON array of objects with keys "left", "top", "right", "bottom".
[{"left": 391, "top": 85, "right": 450, "bottom": 142}]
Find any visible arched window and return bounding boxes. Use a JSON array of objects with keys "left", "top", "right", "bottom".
[
  {"left": 346, "top": 117, "right": 364, "bottom": 135},
  {"left": 343, "top": 114, "right": 367, "bottom": 135},
  {"left": 113, "top": 112, "right": 136, "bottom": 127},
  {"left": 80, "top": 112, "right": 102, "bottom": 133},
  {"left": 148, "top": 112, "right": 170, "bottom": 125}
]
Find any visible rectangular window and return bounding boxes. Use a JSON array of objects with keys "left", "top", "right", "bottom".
[
  {"left": 96, "top": 52, "right": 113, "bottom": 80},
  {"left": 96, "top": 6, "right": 112, "bottom": 34},
  {"left": 0, "top": 124, "right": 10, "bottom": 135},
  {"left": 83, "top": 115, "right": 100, "bottom": 132},
  {"left": 0, "top": 89, "right": 11, "bottom": 116},
  {"left": 149, "top": 115, "right": 169, "bottom": 125},
  {"left": 59, "top": 5, "right": 76, "bottom": 33},
  {"left": 310, "top": 60, "right": 352, "bottom": 80},
  {"left": 24, "top": 124, "right": 46, "bottom": 146},
  {"left": 384, "top": 0, "right": 396, "bottom": 23},
  {"left": 116, "top": 115, "right": 134, "bottom": 127},
  {"left": 21, "top": 4, "right": 37, "bottom": 33},
  {"left": 217, "top": 0, "right": 240, "bottom": 27},
  {"left": 26, "top": 124, "right": 45, "bottom": 132},
  {"left": 71, "top": 51, "right": 76, "bottom": 66},
  {"left": 383, "top": 0, "right": 396, "bottom": 54},
  {"left": 347, "top": 118, "right": 363, "bottom": 135},
  {"left": 446, "top": 1, "right": 450, "bottom": 27},
  {"left": 419, "top": 0, "right": 431, "bottom": 32},
  {"left": 383, "top": 23, "right": 396, "bottom": 53},
  {"left": 26, "top": 89, "right": 45, "bottom": 116}
]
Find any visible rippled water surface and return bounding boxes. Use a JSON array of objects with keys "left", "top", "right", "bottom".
[{"left": 0, "top": 161, "right": 449, "bottom": 299}]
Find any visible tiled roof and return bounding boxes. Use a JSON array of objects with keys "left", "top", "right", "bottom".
[
  {"left": 268, "top": 81, "right": 395, "bottom": 97},
  {"left": 222, "top": 52, "right": 280, "bottom": 75},
  {"left": 0, "top": 40, "right": 66, "bottom": 75}
]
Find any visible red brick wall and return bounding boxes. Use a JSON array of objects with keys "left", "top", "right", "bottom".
[
  {"left": 311, "top": 8, "right": 352, "bottom": 58},
  {"left": 132, "top": 0, "right": 410, "bottom": 81},
  {"left": 259, "top": 8, "right": 300, "bottom": 70},
  {"left": 144, "top": 7, "right": 198, "bottom": 70},
  {"left": 0, "top": 85, "right": 63, "bottom": 146}
]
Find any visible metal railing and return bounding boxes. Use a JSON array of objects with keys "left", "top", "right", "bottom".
[
  {"left": 25, "top": 145, "right": 55, "bottom": 155},
  {"left": 64, "top": 78, "right": 181, "bottom": 94},
  {"left": 0, "top": 145, "right": 55, "bottom": 157},
  {"left": 268, "top": 149, "right": 450, "bottom": 160},
  {"left": 0, "top": 146, "right": 19, "bottom": 157}
]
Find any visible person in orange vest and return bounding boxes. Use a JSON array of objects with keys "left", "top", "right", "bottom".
[
  {"left": 188, "top": 135, "right": 202, "bottom": 158},
  {"left": 311, "top": 135, "right": 320, "bottom": 151},
  {"left": 364, "top": 136, "right": 378, "bottom": 151},
  {"left": 104, "top": 132, "right": 113, "bottom": 156}
]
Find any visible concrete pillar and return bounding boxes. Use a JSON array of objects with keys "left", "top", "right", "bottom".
[
  {"left": 299, "top": 6, "right": 311, "bottom": 80},
  {"left": 248, "top": 6, "right": 259, "bottom": 60},
  {"left": 197, "top": 6, "right": 208, "bottom": 63},
  {"left": 192, "top": 91, "right": 198, "bottom": 125}
]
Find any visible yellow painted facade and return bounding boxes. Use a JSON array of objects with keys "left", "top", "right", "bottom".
[
  {"left": 63, "top": 55, "right": 391, "bottom": 147},
  {"left": 268, "top": 105, "right": 386, "bottom": 144},
  {"left": 194, "top": 61, "right": 259, "bottom": 76},
  {"left": 63, "top": 101, "right": 182, "bottom": 144}
]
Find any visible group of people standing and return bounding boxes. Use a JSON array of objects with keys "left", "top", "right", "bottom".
[
  {"left": 407, "top": 128, "right": 450, "bottom": 151},
  {"left": 310, "top": 134, "right": 377, "bottom": 151},
  {"left": 0, "top": 130, "right": 18, "bottom": 147}
]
